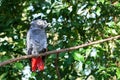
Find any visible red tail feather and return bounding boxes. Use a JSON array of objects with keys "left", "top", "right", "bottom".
[
  {"left": 37, "top": 57, "right": 44, "bottom": 71},
  {"left": 31, "top": 57, "right": 44, "bottom": 72},
  {"left": 31, "top": 58, "right": 37, "bottom": 72}
]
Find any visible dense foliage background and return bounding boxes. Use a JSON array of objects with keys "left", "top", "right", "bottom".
[{"left": 0, "top": 0, "right": 120, "bottom": 80}]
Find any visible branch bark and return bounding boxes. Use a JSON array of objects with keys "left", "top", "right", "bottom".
[{"left": 0, "top": 35, "right": 120, "bottom": 67}]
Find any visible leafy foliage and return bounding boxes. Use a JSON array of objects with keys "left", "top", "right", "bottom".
[{"left": 0, "top": 0, "right": 120, "bottom": 80}]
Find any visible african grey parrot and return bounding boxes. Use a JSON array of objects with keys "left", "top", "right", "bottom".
[{"left": 27, "top": 19, "right": 48, "bottom": 72}]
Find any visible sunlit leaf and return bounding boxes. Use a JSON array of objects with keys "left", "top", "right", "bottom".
[
  {"left": 73, "top": 52, "right": 84, "bottom": 62},
  {"left": 117, "top": 68, "right": 120, "bottom": 79},
  {"left": 0, "top": 72, "right": 7, "bottom": 80}
]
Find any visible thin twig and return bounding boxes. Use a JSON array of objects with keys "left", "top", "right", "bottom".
[
  {"left": 0, "top": 35, "right": 120, "bottom": 67},
  {"left": 55, "top": 53, "right": 61, "bottom": 80}
]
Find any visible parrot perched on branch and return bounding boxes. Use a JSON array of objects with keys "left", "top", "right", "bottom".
[{"left": 27, "top": 19, "right": 48, "bottom": 72}]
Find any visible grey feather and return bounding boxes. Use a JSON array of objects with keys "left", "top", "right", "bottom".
[{"left": 27, "top": 19, "right": 48, "bottom": 55}]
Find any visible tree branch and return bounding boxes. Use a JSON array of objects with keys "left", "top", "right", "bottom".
[{"left": 0, "top": 35, "right": 120, "bottom": 67}]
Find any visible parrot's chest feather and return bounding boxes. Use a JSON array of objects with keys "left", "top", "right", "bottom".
[{"left": 29, "top": 29, "right": 47, "bottom": 54}]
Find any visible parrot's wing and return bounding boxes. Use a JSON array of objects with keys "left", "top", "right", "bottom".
[{"left": 27, "top": 30, "right": 33, "bottom": 55}]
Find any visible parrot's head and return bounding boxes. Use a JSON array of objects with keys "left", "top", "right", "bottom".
[{"left": 30, "top": 19, "right": 48, "bottom": 29}]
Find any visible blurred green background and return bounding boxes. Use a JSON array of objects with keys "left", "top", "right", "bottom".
[{"left": 0, "top": 0, "right": 120, "bottom": 80}]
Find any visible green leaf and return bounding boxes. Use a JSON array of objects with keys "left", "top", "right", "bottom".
[
  {"left": 14, "top": 62, "right": 23, "bottom": 70},
  {"left": 0, "top": 72, "right": 7, "bottom": 80},
  {"left": 99, "top": 0, "right": 105, "bottom": 3},
  {"left": 0, "top": 56, "right": 11, "bottom": 62},
  {"left": 116, "top": 68, "right": 120, "bottom": 79},
  {"left": 73, "top": 52, "right": 84, "bottom": 62}
]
